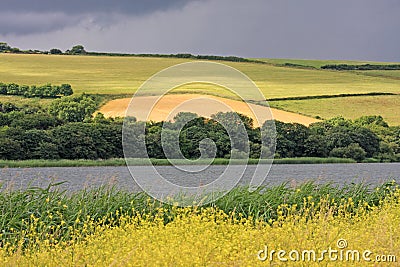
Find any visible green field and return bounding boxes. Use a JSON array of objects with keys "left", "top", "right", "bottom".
[
  {"left": 256, "top": 58, "right": 400, "bottom": 68},
  {"left": 270, "top": 95, "right": 400, "bottom": 125},
  {"left": 0, "top": 95, "right": 53, "bottom": 107},
  {"left": 0, "top": 53, "right": 399, "bottom": 124},
  {"left": 1, "top": 54, "right": 400, "bottom": 97},
  {"left": 357, "top": 70, "right": 400, "bottom": 79},
  {"left": 0, "top": 54, "right": 189, "bottom": 95},
  {"left": 257, "top": 58, "right": 400, "bottom": 82}
]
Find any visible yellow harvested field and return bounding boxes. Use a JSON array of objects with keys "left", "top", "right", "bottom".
[{"left": 99, "top": 94, "right": 319, "bottom": 126}]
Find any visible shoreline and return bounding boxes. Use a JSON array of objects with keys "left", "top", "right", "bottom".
[{"left": 1, "top": 157, "right": 391, "bottom": 168}]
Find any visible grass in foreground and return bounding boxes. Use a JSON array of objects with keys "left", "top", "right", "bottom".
[
  {"left": 0, "top": 181, "right": 398, "bottom": 266},
  {"left": 0, "top": 182, "right": 397, "bottom": 247}
]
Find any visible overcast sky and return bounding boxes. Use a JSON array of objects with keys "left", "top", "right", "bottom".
[{"left": 1, "top": 0, "right": 399, "bottom": 61}]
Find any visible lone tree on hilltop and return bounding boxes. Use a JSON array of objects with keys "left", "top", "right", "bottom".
[
  {"left": 50, "top": 48, "right": 62, "bottom": 54},
  {"left": 0, "top": 42, "right": 11, "bottom": 52},
  {"left": 67, "top": 45, "right": 86, "bottom": 55}
]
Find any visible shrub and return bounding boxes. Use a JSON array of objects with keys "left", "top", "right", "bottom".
[
  {"left": 329, "top": 143, "right": 366, "bottom": 161},
  {"left": 0, "top": 138, "right": 23, "bottom": 160},
  {"left": 49, "top": 48, "right": 62, "bottom": 54},
  {"left": 48, "top": 95, "right": 98, "bottom": 122},
  {"left": 0, "top": 82, "right": 74, "bottom": 98}
]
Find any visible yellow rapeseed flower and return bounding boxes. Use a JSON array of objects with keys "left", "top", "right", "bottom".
[{"left": 1, "top": 190, "right": 399, "bottom": 266}]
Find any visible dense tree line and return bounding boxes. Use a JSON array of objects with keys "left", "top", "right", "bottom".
[
  {"left": 0, "top": 97, "right": 398, "bottom": 161},
  {"left": 0, "top": 82, "right": 73, "bottom": 98},
  {"left": 321, "top": 64, "right": 400, "bottom": 71},
  {"left": 0, "top": 42, "right": 47, "bottom": 54}
]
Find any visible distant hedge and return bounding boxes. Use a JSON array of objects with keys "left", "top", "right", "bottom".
[
  {"left": 321, "top": 64, "right": 400, "bottom": 71},
  {"left": 0, "top": 82, "right": 73, "bottom": 98},
  {"left": 85, "top": 52, "right": 265, "bottom": 63},
  {"left": 2, "top": 42, "right": 267, "bottom": 64},
  {"left": 267, "top": 92, "right": 395, "bottom": 102}
]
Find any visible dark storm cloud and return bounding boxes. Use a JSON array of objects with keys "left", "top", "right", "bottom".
[
  {"left": 1, "top": 0, "right": 399, "bottom": 61},
  {"left": 0, "top": 0, "right": 193, "bottom": 15},
  {"left": 0, "top": 0, "right": 195, "bottom": 35},
  {"left": 0, "top": 12, "right": 81, "bottom": 35}
]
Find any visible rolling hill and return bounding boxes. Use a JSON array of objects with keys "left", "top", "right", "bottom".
[{"left": 0, "top": 53, "right": 399, "bottom": 125}]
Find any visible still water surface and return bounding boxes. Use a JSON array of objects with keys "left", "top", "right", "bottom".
[{"left": 1, "top": 163, "right": 399, "bottom": 192}]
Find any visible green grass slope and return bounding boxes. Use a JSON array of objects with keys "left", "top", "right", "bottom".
[{"left": 0, "top": 53, "right": 398, "bottom": 124}]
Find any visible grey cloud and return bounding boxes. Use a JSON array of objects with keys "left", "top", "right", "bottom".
[
  {"left": 0, "top": 0, "right": 194, "bottom": 15},
  {"left": 0, "top": 12, "right": 82, "bottom": 35},
  {"left": 1, "top": 0, "right": 399, "bottom": 61},
  {"left": 0, "top": 0, "right": 196, "bottom": 35}
]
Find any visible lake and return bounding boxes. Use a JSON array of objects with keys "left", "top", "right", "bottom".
[{"left": 1, "top": 163, "right": 399, "bottom": 192}]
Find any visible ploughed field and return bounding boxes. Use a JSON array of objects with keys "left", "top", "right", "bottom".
[{"left": 99, "top": 94, "right": 319, "bottom": 126}]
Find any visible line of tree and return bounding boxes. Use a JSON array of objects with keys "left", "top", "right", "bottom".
[
  {"left": 321, "top": 64, "right": 400, "bottom": 71},
  {"left": 0, "top": 82, "right": 73, "bottom": 98},
  {"left": 1, "top": 42, "right": 267, "bottom": 64},
  {"left": 0, "top": 42, "right": 21, "bottom": 53},
  {"left": 267, "top": 92, "right": 394, "bottom": 102},
  {"left": 86, "top": 52, "right": 265, "bottom": 63},
  {"left": 278, "top": 63, "right": 317, "bottom": 69},
  {"left": 0, "top": 97, "right": 398, "bottom": 162}
]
